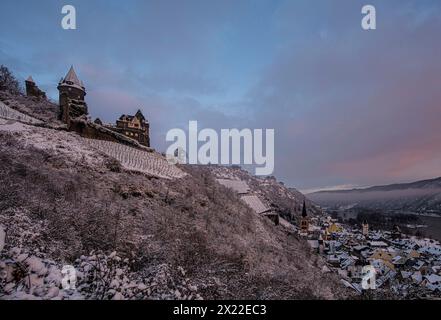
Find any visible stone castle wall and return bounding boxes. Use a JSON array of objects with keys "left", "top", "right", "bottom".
[
  {"left": 25, "top": 81, "right": 46, "bottom": 99},
  {"left": 68, "top": 117, "right": 153, "bottom": 152}
]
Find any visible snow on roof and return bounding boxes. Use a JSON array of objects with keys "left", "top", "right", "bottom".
[
  {"left": 412, "top": 238, "right": 441, "bottom": 247},
  {"left": 369, "top": 241, "right": 388, "bottom": 247},
  {"left": 240, "top": 195, "right": 270, "bottom": 214},
  {"left": 216, "top": 179, "right": 250, "bottom": 194},
  {"left": 419, "top": 246, "right": 441, "bottom": 256},
  {"left": 412, "top": 271, "right": 423, "bottom": 284},
  {"left": 59, "top": 66, "right": 85, "bottom": 91},
  {"left": 425, "top": 274, "right": 441, "bottom": 284},
  {"left": 327, "top": 254, "right": 340, "bottom": 262},
  {"left": 413, "top": 260, "right": 425, "bottom": 270},
  {"left": 341, "top": 258, "right": 355, "bottom": 269},
  {"left": 64, "top": 66, "right": 81, "bottom": 85},
  {"left": 426, "top": 283, "right": 441, "bottom": 292},
  {"left": 340, "top": 279, "right": 362, "bottom": 293},
  {"left": 376, "top": 270, "right": 397, "bottom": 288}
]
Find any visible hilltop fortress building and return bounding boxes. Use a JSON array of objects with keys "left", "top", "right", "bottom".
[
  {"left": 57, "top": 66, "right": 88, "bottom": 125},
  {"left": 25, "top": 76, "right": 46, "bottom": 99},
  {"left": 113, "top": 110, "right": 150, "bottom": 147},
  {"left": 53, "top": 66, "right": 150, "bottom": 147}
]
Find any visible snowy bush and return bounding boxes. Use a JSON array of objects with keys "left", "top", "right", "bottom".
[{"left": 0, "top": 247, "right": 203, "bottom": 300}]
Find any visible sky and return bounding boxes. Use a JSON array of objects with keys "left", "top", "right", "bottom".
[{"left": 1, "top": 0, "right": 440, "bottom": 192}]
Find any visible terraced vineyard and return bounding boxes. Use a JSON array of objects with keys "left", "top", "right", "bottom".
[
  {"left": 84, "top": 138, "right": 186, "bottom": 179},
  {"left": 0, "top": 101, "right": 42, "bottom": 124}
]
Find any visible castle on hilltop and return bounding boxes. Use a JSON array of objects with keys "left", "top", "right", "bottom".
[
  {"left": 25, "top": 76, "right": 46, "bottom": 99},
  {"left": 57, "top": 66, "right": 88, "bottom": 125},
  {"left": 26, "top": 66, "right": 150, "bottom": 147},
  {"left": 113, "top": 110, "right": 150, "bottom": 147}
]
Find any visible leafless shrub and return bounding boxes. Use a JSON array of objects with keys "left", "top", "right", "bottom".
[
  {"left": 105, "top": 157, "right": 122, "bottom": 172},
  {"left": 0, "top": 65, "right": 21, "bottom": 95}
]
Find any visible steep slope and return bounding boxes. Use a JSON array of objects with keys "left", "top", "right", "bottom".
[
  {"left": 203, "top": 165, "right": 322, "bottom": 220},
  {"left": 0, "top": 90, "right": 61, "bottom": 124},
  {"left": 308, "top": 178, "right": 441, "bottom": 214},
  {"left": 0, "top": 94, "right": 350, "bottom": 300}
]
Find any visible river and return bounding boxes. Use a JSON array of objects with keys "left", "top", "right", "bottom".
[{"left": 418, "top": 216, "right": 441, "bottom": 242}]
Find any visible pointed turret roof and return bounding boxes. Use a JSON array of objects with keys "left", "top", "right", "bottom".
[
  {"left": 58, "top": 66, "right": 86, "bottom": 93},
  {"left": 64, "top": 66, "right": 81, "bottom": 85},
  {"left": 26, "top": 76, "right": 35, "bottom": 83},
  {"left": 135, "top": 109, "right": 145, "bottom": 120}
]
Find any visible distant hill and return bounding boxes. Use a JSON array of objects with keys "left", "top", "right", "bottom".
[{"left": 308, "top": 177, "right": 441, "bottom": 215}]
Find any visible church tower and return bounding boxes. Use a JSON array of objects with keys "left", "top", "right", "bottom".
[
  {"left": 362, "top": 220, "right": 369, "bottom": 237},
  {"left": 300, "top": 200, "right": 309, "bottom": 235},
  {"left": 57, "top": 66, "right": 88, "bottom": 124}
]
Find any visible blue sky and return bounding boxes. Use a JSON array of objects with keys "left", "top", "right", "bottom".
[{"left": 1, "top": 0, "right": 441, "bottom": 191}]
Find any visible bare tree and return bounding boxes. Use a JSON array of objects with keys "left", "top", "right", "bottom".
[{"left": 0, "top": 65, "right": 21, "bottom": 94}]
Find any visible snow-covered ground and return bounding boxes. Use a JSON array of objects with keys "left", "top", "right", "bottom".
[
  {"left": 0, "top": 101, "right": 42, "bottom": 124},
  {"left": 0, "top": 118, "right": 103, "bottom": 167},
  {"left": 84, "top": 139, "right": 186, "bottom": 179},
  {"left": 0, "top": 117, "right": 186, "bottom": 180}
]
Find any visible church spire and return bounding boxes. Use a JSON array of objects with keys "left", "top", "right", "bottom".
[
  {"left": 300, "top": 199, "right": 309, "bottom": 235},
  {"left": 302, "top": 199, "right": 307, "bottom": 217}
]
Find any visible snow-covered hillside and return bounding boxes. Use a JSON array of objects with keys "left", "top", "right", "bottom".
[
  {"left": 0, "top": 117, "right": 185, "bottom": 180},
  {"left": 208, "top": 165, "right": 322, "bottom": 219},
  {"left": 0, "top": 101, "right": 42, "bottom": 124},
  {"left": 85, "top": 139, "right": 186, "bottom": 179},
  {"left": 0, "top": 90, "right": 349, "bottom": 301}
]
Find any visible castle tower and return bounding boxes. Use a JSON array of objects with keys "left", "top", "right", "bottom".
[
  {"left": 25, "top": 76, "right": 46, "bottom": 99},
  {"left": 25, "top": 76, "right": 35, "bottom": 96},
  {"left": 362, "top": 220, "right": 369, "bottom": 237},
  {"left": 57, "top": 66, "right": 88, "bottom": 124},
  {"left": 300, "top": 200, "right": 309, "bottom": 234}
]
